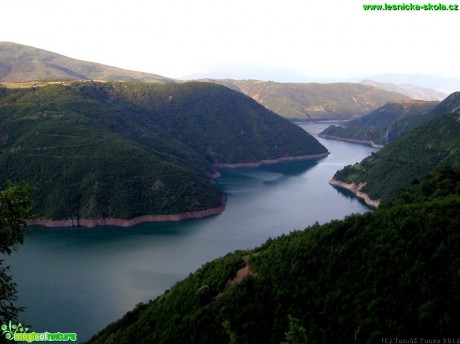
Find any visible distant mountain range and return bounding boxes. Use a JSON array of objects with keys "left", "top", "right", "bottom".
[
  {"left": 331, "top": 92, "right": 460, "bottom": 204},
  {"left": 3, "top": 42, "right": 451, "bottom": 122},
  {"left": 202, "top": 79, "right": 411, "bottom": 120},
  {"left": 366, "top": 73, "right": 460, "bottom": 95},
  {"left": 359, "top": 79, "right": 446, "bottom": 101},
  {"left": 0, "top": 81, "right": 327, "bottom": 225},
  {"left": 0, "top": 42, "right": 173, "bottom": 83}
]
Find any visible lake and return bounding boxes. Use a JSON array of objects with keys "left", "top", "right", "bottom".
[{"left": 4, "top": 123, "right": 375, "bottom": 341}]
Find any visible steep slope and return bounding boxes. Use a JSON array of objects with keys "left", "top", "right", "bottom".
[
  {"left": 331, "top": 105, "right": 460, "bottom": 204},
  {"left": 319, "top": 100, "right": 440, "bottom": 146},
  {"left": 204, "top": 79, "right": 410, "bottom": 120},
  {"left": 360, "top": 79, "right": 447, "bottom": 101},
  {"left": 0, "top": 81, "right": 327, "bottom": 224},
  {"left": 87, "top": 168, "right": 460, "bottom": 344},
  {"left": 0, "top": 85, "right": 221, "bottom": 223},
  {"left": 106, "top": 82, "right": 328, "bottom": 165},
  {"left": 0, "top": 42, "right": 173, "bottom": 83}
]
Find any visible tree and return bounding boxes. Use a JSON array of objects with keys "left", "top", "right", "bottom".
[
  {"left": 222, "top": 319, "right": 238, "bottom": 344},
  {"left": 0, "top": 181, "right": 33, "bottom": 324},
  {"left": 281, "top": 315, "right": 308, "bottom": 344}
]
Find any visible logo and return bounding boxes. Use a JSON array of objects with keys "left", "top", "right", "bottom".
[{"left": 1, "top": 321, "right": 77, "bottom": 342}]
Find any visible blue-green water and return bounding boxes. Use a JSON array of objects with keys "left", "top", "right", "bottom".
[{"left": 4, "top": 123, "right": 375, "bottom": 341}]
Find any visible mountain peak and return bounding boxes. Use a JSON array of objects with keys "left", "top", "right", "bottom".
[{"left": 0, "top": 42, "right": 173, "bottom": 83}]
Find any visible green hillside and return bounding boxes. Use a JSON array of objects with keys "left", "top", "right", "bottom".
[
  {"left": 0, "top": 42, "right": 173, "bottom": 83},
  {"left": 333, "top": 109, "right": 460, "bottom": 203},
  {"left": 106, "top": 82, "right": 327, "bottom": 164},
  {"left": 319, "top": 100, "right": 440, "bottom": 146},
  {"left": 204, "top": 79, "right": 410, "bottom": 120},
  {"left": 0, "top": 81, "right": 327, "bottom": 221},
  {"left": 87, "top": 167, "right": 460, "bottom": 343}
]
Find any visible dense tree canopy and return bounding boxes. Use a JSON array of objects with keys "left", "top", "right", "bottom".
[
  {"left": 0, "top": 181, "right": 33, "bottom": 324},
  {"left": 87, "top": 168, "right": 460, "bottom": 343}
]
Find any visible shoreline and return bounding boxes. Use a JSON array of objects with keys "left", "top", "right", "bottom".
[
  {"left": 25, "top": 153, "right": 329, "bottom": 228},
  {"left": 26, "top": 197, "right": 227, "bottom": 228},
  {"left": 213, "top": 152, "right": 330, "bottom": 168},
  {"left": 329, "top": 179, "right": 380, "bottom": 208},
  {"left": 318, "top": 134, "right": 384, "bottom": 149}
]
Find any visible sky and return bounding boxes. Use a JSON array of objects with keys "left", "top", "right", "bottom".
[{"left": 1, "top": 0, "right": 460, "bottom": 83}]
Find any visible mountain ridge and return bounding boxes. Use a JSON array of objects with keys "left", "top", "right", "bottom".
[
  {"left": 0, "top": 42, "right": 173, "bottom": 83},
  {"left": 202, "top": 79, "right": 411, "bottom": 120},
  {"left": 359, "top": 79, "right": 447, "bottom": 101},
  {"left": 319, "top": 99, "right": 441, "bottom": 146},
  {"left": 0, "top": 81, "right": 328, "bottom": 224},
  {"left": 331, "top": 97, "right": 460, "bottom": 203}
]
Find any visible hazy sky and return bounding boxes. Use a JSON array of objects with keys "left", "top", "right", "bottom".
[{"left": 1, "top": 0, "right": 459, "bottom": 81}]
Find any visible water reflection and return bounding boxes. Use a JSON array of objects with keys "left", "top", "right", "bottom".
[{"left": 5, "top": 123, "right": 376, "bottom": 341}]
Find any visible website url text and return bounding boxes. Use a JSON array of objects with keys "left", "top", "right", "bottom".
[{"left": 363, "top": 3, "right": 459, "bottom": 10}]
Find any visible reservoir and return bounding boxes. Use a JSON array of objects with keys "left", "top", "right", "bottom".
[{"left": 5, "top": 123, "right": 375, "bottom": 341}]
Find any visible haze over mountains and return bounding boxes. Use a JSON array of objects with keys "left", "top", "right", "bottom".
[
  {"left": 359, "top": 79, "right": 446, "bottom": 101},
  {"left": 202, "top": 79, "right": 411, "bottom": 120},
  {"left": 2, "top": 40, "right": 460, "bottom": 342},
  {"left": 1, "top": 42, "right": 453, "bottom": 122},
  {"left": 366, "top": 73, "right": 460, "bottom": 95}
]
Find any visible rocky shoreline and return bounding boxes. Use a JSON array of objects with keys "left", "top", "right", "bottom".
[
  {"left": 26, "top": 197, "right": 227, "bottom": 228},
  {"left": 329, "top": 179, "right": 380, "bottom": 208},
  {"left": 213, "top": 152, "right": 330, "bottom": 168}
]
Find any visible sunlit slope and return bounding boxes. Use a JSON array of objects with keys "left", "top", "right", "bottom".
[
  {"left": 204, "top": 79, "right": 410, "bottom": 120},
  {"left": 0, "top": 42, "right": 173, "bottom": 83}
]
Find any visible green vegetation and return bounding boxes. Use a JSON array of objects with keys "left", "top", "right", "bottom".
[
  {"left": 320, "top": 92, "right": 460, "bottom": 147},
  {"left": 0, "top": 181, "right": 33, "bottom": 323},
  {"left": 320, "top": 100, "right": 439, "bottom": 146},
  {"left": 205, "top": 79, "right": 410, "bottom": 120},
  {"left": 0, "top": 42, "right": 173, "bottom": 83},
  {"left": 0, "top": 81, "right": 327, "bottom": 220},
  {"left": 87, "top": 168, "right": 460, "bottom": 343},
  {"left": 333, "top": 110, "right": 460, "bottom": 203}
]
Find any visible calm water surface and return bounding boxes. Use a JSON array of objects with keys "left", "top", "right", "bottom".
[{"left": 5, "top": 123, "right": 375, "bottom": 341}]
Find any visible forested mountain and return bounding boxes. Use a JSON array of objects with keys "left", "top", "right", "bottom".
[
  {"left": 0, "top": 42, "right": 173, "bottom": 83},
  {"left": 87, "top": 167, "right": 460, "bottom": 343},
  {"left": 332, "top": 109, "right": 460, "bottom": 204},
  {"left": 319, "top": 92, "right": 460, "bottom": 146},
  {"left": 202, "top": 79, "right": 411, "bottom": 120},
  {"left": 1, "top": 43, "right": 420, "bottom": 123},
  {"left": 0, "top": 81, "right": 327, "bottom": 223},
  {"left": 319, "top": 100, "right": 440, "bottom": 146}
]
